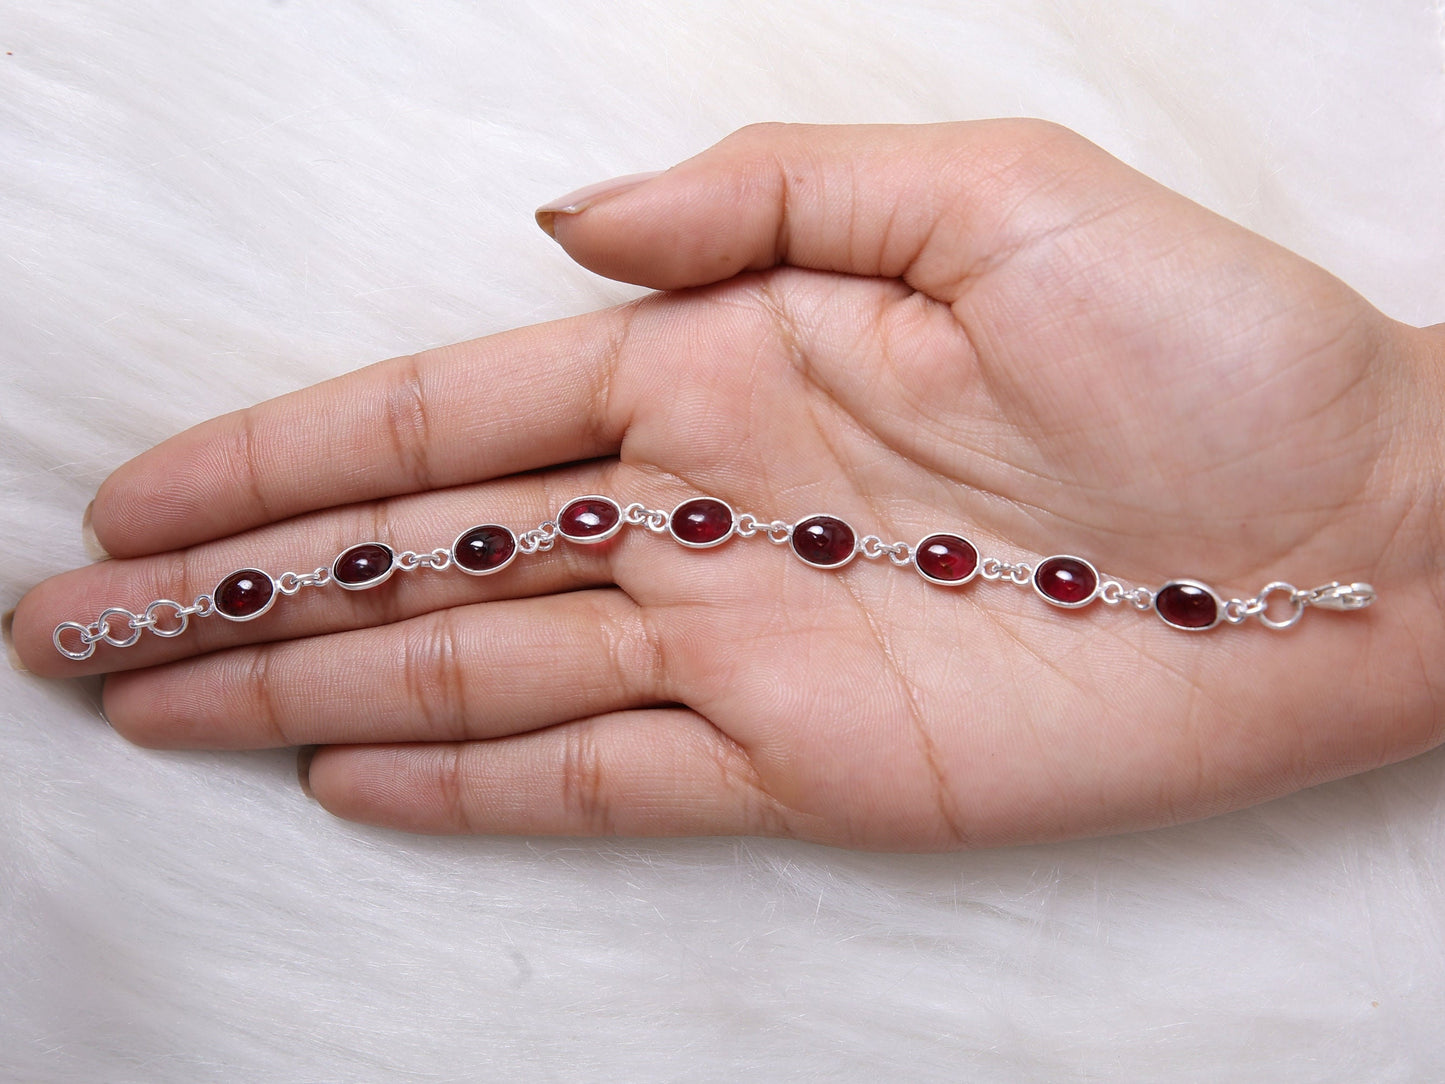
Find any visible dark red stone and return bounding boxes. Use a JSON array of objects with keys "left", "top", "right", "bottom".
[
  {"left": 557, "top": 497, "right": 621, "bottom": 542},
  {"left": 670, "top": 498, "right": 733, "bottom": 547},
  {"left": 790, "top": 515, "right": 856, "bottom": 568},
  {"left": 1155, "top": 581, "right": 1219, "bottom": 630},
  {"left": 915, "top": 534, "right": 978, "bottom": 584},
  {"left": 214, "top": 569, "right": 275, "bottom": 620},
  {"left": 1033, "top": 555, "right": 1098, "bottom": 607},
  {"left": 453, "top": 525, "right": 516, "bottom": 574},
  {"left": 333, "top": 543, "right": 394, "bottom": 587}
]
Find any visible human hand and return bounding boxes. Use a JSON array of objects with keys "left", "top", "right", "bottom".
[{"left": 12, "top": 122, "right": 1444, "bottom": 849}]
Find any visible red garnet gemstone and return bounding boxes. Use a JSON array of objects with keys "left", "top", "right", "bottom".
[
  {"left": 452, "top": 525, "right": 517, "bottom": 575},
  {"left": 332, "top": 543, "right": 395, "bottom": 589},
  {"left": 1033, "top": 555, "right": 1098, "bottom": 608},
  {"left": 1155, "top": 581, "right": 1220, "bottom": 630},
  {"left": 790, "top": 515, "right": 856, "bottom": 568},
  {"left": 669, "top": 498, "right": 734, "bottom": 547},
  {"left": 557, "top": 497, "right": 622, "bottom": 543},
  {"left": 214, "top": 569, "right": 275, "bottom": 621},
  {"left": 915, "top": 534, "right": 978, "bottom": 584}
]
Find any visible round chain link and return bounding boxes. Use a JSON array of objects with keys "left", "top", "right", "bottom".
[
  {"left": 979, "top": 557, "right": 1033, "bottom": 585},
  {"left": 517, "top": 521, "right": 558, "bottom": 554},
  {"left": 97, "top": 607, "right": 143, "bottom": 648},
  {"left": 1125, "top": 587, "right": 1154, "bottom": 611},
  {"left": 623, "top": 503, "right": 669, "bottom": 532},
  {"left": 1256, "top": 581, "right": 1306, "bottom": 630},
  {"left": 1224, "top": 598, "right": 1258, "bottom": 625},
  {"left": 859, "top": 535, "right": 888, "bottom": 560},
  {"left": 396, "top": 549, "right": 452, "bottom": 572},
  {"left": 144, "top": 599, "right": 191, "bottom": 638},
  {"left": 857, "top": 536, "right": 912, "bottom": 563},
  {"left": 53, "top": 622, "right": 97, "bottom": 661},
  {"left": 736, "top": 512, "right": 792, "bottom": 543},
  {"left": 1223, "top": 583, "right": 1307, "bottom": 630},
  {"left": 1100, "top": 580, "right": 1154, "bottom": 610}
]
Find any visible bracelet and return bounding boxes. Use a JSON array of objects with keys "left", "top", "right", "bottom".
[{"left": 52, "top": 494, "right": 1377, "bottom": 660}]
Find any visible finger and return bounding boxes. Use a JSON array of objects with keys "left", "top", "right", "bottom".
[
  {"left": 13, "top": 463, "right": 629, "bottom": 677},
  {"left": 102, "top": 590, "right": 677, "bottom": 750},
  {"left": 537, "top": 120, "right": 1148, "bottom": 301},
  {"left": 304, "top": 710, "right": 816, "bottom": 840},
  {"left": 88, "top": 305, "right": 643, "bottom": 557}
]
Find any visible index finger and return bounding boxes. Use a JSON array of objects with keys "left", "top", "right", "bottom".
[{"left": 89, "top": 306, "right": 640, "bottom": 558}]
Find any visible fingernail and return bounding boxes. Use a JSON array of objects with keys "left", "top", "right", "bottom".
[
  {"left": 534, "top": 170, "right": 664, "bottom": 238},
  {"left": 81, "top": 500, "right": 111, "bottom": 562},
  {"left": 2, "top": 608, "right": 26, "bottom": 673},
  {"left": 297, "top": 745, "right": 318, "bottom": 801}
]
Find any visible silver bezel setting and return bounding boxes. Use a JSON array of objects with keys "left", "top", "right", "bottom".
[
  {"left": 556, "top": 495, "right": 624, "bottom": 544},
  {"left": 212, "top": 568, "right": 278, "bottom": 622},
  {"left": 330, "top": 542, "right": 397, "bottom": 591},
  {"left": 667, "top": 497, "right": 736, "bottom": 549},
  {"left": 450, "top": 524, "right": 519, "bottom": 576},
  {"left": 1153, "top": 578, "right": 1225, "bottom": 631},
  {"left": 1032, "top": 555, "right": 1100, "bottom": 609},
  {"left": 790, "top": 513, "right": 858, "bottom": 569},
  {"left": 913, "top": 532, "right": 980, "bottom": 586}
]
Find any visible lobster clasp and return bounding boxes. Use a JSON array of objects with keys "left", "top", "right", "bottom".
[{"left": 1306, "top": 581, "right": 1376, "bottom": 612}]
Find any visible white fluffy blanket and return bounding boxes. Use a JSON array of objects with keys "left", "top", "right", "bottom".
[{"left": 2, "top": 3, "right": 1442, "bottom": 1080}]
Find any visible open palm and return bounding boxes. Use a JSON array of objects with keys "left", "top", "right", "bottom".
[{"left": 15, "top": 122, "right": 1443, "bottom": 849}]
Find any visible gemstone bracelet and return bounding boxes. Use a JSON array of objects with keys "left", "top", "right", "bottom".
[{"left": 52, "top": 495, "right": 1376, "bottom": 660}]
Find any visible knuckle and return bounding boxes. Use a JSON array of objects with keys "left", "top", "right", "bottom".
[
  {"left": 245, "top": 646, "right": 291, "bottom": 746},
  {"left": 166, "top": 547, "right": 204, "bottom": 608},
  {"left": 233, "top": 406, "right": 274, "bottom": 521},
  {"left": 602, "top": 600, "right": 668, "bottom": 700},
  {"left": 380, "top": 354, "right": 435, "bottom": 491},
  {"left": 401, "top": 612, "right": 470, "bottom": 741},
  {"left": 559, "top": 726, "right": 612, "bottom": 834},
  {"left": 433, "top": 744, "right": 477, "bottom": 833}
]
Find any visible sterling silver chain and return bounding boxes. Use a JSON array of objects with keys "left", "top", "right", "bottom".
[{"left": 53, "top": 494, "right": 1376, "bottom": 660}]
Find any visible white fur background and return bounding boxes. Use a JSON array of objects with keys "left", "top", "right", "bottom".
[{"left": 2, "top": 2, "right": 1443, "bottom": 1080}]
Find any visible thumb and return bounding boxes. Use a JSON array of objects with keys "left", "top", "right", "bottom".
[{"left": 534, "top": 120, "right": 1144, "bottom": 302}]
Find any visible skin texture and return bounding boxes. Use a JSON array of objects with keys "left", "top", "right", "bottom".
[{"left": 12, "top": 121, "right": 1445, "bottom": 850}]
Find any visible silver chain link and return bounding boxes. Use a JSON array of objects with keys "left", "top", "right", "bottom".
[
  {"left": 53, "top": 591, "right": 218, "bottom": 660},
  {"left": 623, "top": 503, "right": 669, "bottom": 533},
  {"left": 1220, "top": 580, "right": 1376, "bottom": 630},
  {"left": 396, "top": 549, "right": 452, "bottom": 572},
  {"left": 1100, "top": 579, "right": 1154, "bottom": 610},
  {"left": 516, "top": 520, "right": 558, "bottom": 554},
  {"left": 277, "top": 567, "right": 332, "bottom": 595},
  {"left": 736, "top": 512, "right": 792, "bottom": 544},
  {"left": 859, "top": 535, "right": 913, "bottom": 563},
  {"left": 979, "top": 556, "right": 1033, "bottom": 586}
]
